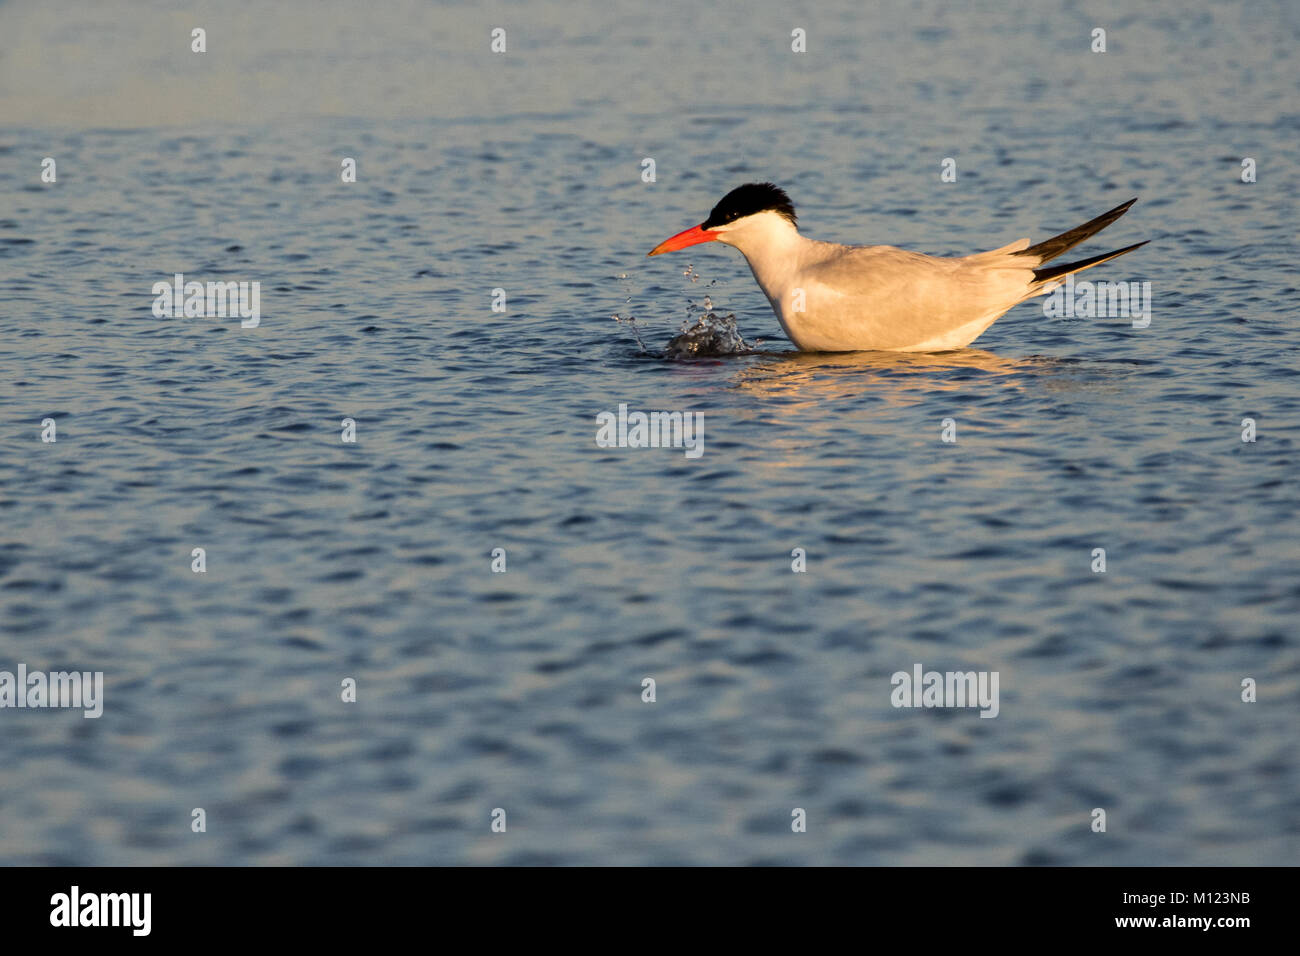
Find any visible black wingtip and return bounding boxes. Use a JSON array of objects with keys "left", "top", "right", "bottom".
[
  {"left": 1032, "top": 238, "right": 1150, "bottom": 284},
  {"left": 1016, "top": 198, "right": 1142, "bottom": 264}
]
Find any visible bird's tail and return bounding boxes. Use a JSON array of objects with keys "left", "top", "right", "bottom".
[
  {"left": 1015, "top": 198, "right": 1138, "bottom": 265},
  {"left": 1031, "top": 240, "right": 1150, "bottom": 289}
]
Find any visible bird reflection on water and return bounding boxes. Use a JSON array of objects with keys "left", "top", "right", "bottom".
[{"left": 729, "top": 348, "right": 1049, "bottom": 403}]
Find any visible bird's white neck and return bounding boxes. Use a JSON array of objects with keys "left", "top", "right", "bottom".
[{"left": 715, "top": 212, "right": 806, "bottom": 295}]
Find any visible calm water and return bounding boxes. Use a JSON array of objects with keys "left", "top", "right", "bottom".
[{"left": 1, "top": 0, "right": 1297, "bottom": 865}]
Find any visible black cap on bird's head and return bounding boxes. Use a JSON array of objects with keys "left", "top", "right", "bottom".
[
  {"left": 703, "top": 183, "right": 797, "bottom": 229},
  {"left": 647, "top": 182, "right": 797, "bottom": 256}
]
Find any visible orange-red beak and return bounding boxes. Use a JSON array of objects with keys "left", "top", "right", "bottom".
[{"left": 647, "top": 223, "right": 720, "bottom": 256}]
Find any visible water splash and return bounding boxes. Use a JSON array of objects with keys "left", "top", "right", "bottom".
[
  {"left": 664, "top": 311, "right": 751, "bottom": 358},
  {"left": 615, "top": 265, "right": 754, "bottom": 358},
  {"left": 664, "top": 263, "right": 751, "bottom": 357},
  {"left": 611, "top": 272, "right": 650, "bottom": 353}
]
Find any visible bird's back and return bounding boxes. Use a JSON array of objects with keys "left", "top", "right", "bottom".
[{"left": 761, "top": 239, "right": 1038, "bottom": 351}]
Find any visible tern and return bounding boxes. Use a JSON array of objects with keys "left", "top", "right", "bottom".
[{"left": 648, "top": 183, "right": 1147, "bottom": 352}]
